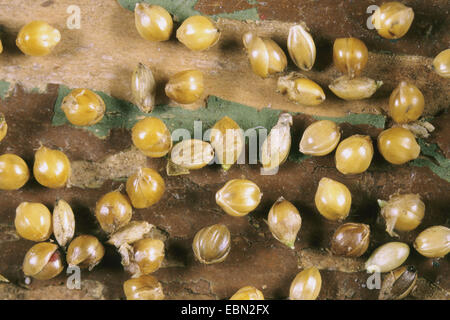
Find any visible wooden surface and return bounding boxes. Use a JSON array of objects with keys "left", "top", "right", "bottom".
[{"left": 0, "top": 0, "right": 448, "bottom": 117}]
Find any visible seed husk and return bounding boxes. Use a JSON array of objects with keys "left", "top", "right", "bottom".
[
  {"left": 209, "top": 116, "right": 244, "bottom": 171},
  {"left": 170, "top": 139, "right": 214, "bottom": 170},
  {"left": 267, "top": 197, "right": 301, "bottom": 249},
  {"left": 299, "top": 120, "right": 341, "bottom": 156},
  {"left": 277, "top": 73, "right": 325, "bottom": 105},
  {"left": 378, "top": 194, "right": 425, "bottom": 237},
  {"left": 287, "top": 23, "right": 316, "bottom": 71},
  {"left": 365, "top": 242, "right": 410, "bottom": 273},
  {"left": 261, "top": 113, "right": 293, "bottom": 171},
  {"left": 329, "top": 76, "right": 383, "bottom": 100},
  {"left": 131, "top": 63, "right": 156, "bottom": 113},
  {"left": 53, "top": 199, "right": 75, "bottom": 247},
  {"left": 107, "top": 221, "right": 154, "bottom": 248},
  {"left": 378, "top": 265, "right": 418, "bottom": 300}
]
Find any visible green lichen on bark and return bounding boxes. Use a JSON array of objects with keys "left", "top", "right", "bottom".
[{"left": 117, "top": 0, "right": 260, "bottom": 21}]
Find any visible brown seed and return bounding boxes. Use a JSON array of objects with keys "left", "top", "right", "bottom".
[
  {"left": 378, "top": 265, "right": 418, "bottom": 300},
  {"left": 192, "top": 224, "right": 231, "bottom": 264},
  {"left": 331, "top": 223, "right": 370, "bottom": 257}
]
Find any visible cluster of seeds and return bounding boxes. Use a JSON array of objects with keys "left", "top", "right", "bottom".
[{"left": 0, "top": 1, "right": 449, "bottom": 300}]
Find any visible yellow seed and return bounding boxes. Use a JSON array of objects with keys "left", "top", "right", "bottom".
[
  {"left": 52, "top": 199, "right": 75, "bottom": 247},
  {"left": 230, "top": 286, "right": 264, "bottom": 300},
  {"left": 15, "top": 202, "right": 52, "bottom": 242},
  {"left": 132, "top": 238, "right": 165, "bottom": 275},
  {"left": 0, "top": 153, "right": 30, "bottom": 190},
  {"left": 170, "top": 139, "right": 214, "bottom": 170},
  {"left": 176, "top": 15, "right": 220, "bottom": 51},
  {"left": 335, "top": 135, "right": 374, "bottom": 174},
  {"left": 126, "top": 167, "right": 165, "bottom": 209},
  {"left": 379, "top": 194, "right": 425, "bottom": 237},
  {"left": 33, "top": 146, "right": 71, "bottom": 188},
  {"left": 299, "top": 120, "right": 341, "bottom": 156},
  {"left": 0, "top": 113, "right": 7, "bottom": 141},
  {"left": 329, "top": 76, "right": 383, "bottom": 100},
  {"left": 66, "top": 235, "right": 105, "bottom": 270},
  {"left": 389, "top": 81, "right": 425, "bottom": 124},
  {"left": 95, "top": 190, "right": 133, "bottom": 234},
  {"left": 333, "top": 37, "right": 368, "bottom": 78},
  {"left": 165, "top": 69, "right": 204, "bottom": 104},
  {"left": 134, "top": 3, "right": 173, "bottom": 42},
  {"left": 372, "top": 2, "right": 414, "bottom": 39},
  {"left": 331, "top": 223, "right": 370, "bottom": 257},
  {"left": 131, "top": 63, "right": 156, "bottom": 113},
  {"left": 192, "top": 224, "right": 231, "bottom": 264},
  {"left": 365, "top": 242, "right": 410, "bottom": 273},
  {"left": 61, "top": 88, "right": 106, "bottom": 126},
  {"left": 377, "top": 127, "right": 420, "bottom": 165},
  {"left": 23, "top": 242, "right": 63, "bottom": 280},
  {"left": 314, "top": 177, "right": 351, "bottom": 221},
  {"left": 414, "top": 226, "right": 450, "bottom": 258},
  {"left": 432, "top": 48, "right": 450, "bottom": 78},
  {"left": 289, "top": 267, "right": 322, "bottom": 300},
  {"left": 277, "top": 73, "right": 325, "bottom": 105},
  {"left": 210, "top": 116, "right": 244, "bottom": 171},
  {"left": 287, "top": 23, "right": 316, "bottom": 71},
  {"left": 267, "top": 197, "right": 302, "bottom": 249},
  {"left": 124, "top": 275, "right": 165, "bottom": 300},
  {"left": 243, "top": 32, "right": 287, "bottom": 78},
  {"left": 131, "top": 117, "right": 172, "bottom": 158},
  {"left": 261, "top": 113, "right": 292, "bottom": 171},
  {"left": 16, "top": 21, "right": 61, "bottom": 56},
  {"left": 0, "top": 39, "right": 3, "bottom": 54},
  {"left": 216, "top": 179, "right": 262, "bottom": 217}
]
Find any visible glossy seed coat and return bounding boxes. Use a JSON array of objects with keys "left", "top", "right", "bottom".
[
  {"left": 372, "top": 2, "right": 414, "bottom": 39},
  {"left": 287, "top": 23, "right": 316, "bottom": 71},
  {"left": 389, "top": 82, "right": 425, "bottom": 124},
  {"left": 277, "top": 73, "right": 325, "bottom": 105},
  {"left": 126, "top": 168, "right": 165, "bottom": 209},
  {"left": 33, "top": 146, "right": 71, "bottom": 188},
  {"left": 333, "top": 37, "right": 368, "bottom": 78},
  {"left": 414, "top": 226, "right": 450, "bottom": 258},
  {"left": 61, "top": 88, "right": 106, "bottom": 126},
  {"left": 335, "top": 135, "right": 373, "bottom": 174},
  {"left": 176, "top": 16, "right": 220, "bottom": 51},
  {"left": 216, "top": 179, "right": 262, "bottom": 217},
  {"left": 16, "top": 21, "right": 61, "bottom": 56},
  {"left": 377, "top": 127, "right": 420, "bottom": 165},
  {"left": 331, "top": 223, "right": 370, "bottom": 257},
  {"left": 243, "top": 32, "right": 287, "bottom": 78},
  {"left": 134, "top": 3, "right": 173, "bottom": 42},
  {"left": 15, "top": 202, "right": 52, "bottom": 242},
  {"left": 165, "top": 70, "right": 204, "bottom": 104},
  {"left": 131, "top": 117, "right": 172, "bottom": 158},
  {"left": 365, "top": 242, "right": 410, "bottom": 273},
  {"left": 329, "top": 76, "right": 383, "bottom": 100},
  {"left": 299, "top": 120, "right": 341, "bottom": 156},
  {"left": 0, "top": 154, "right": 30, "bottom": 190},
  {"left": 289, "top": 267, "right": 322, "bottom": 300},
  {"left": 192, "top": 224, "right": 231, "bottom": 264},
  {"left": 315, "top": 177, "right": 351, "bottom": 221}
]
